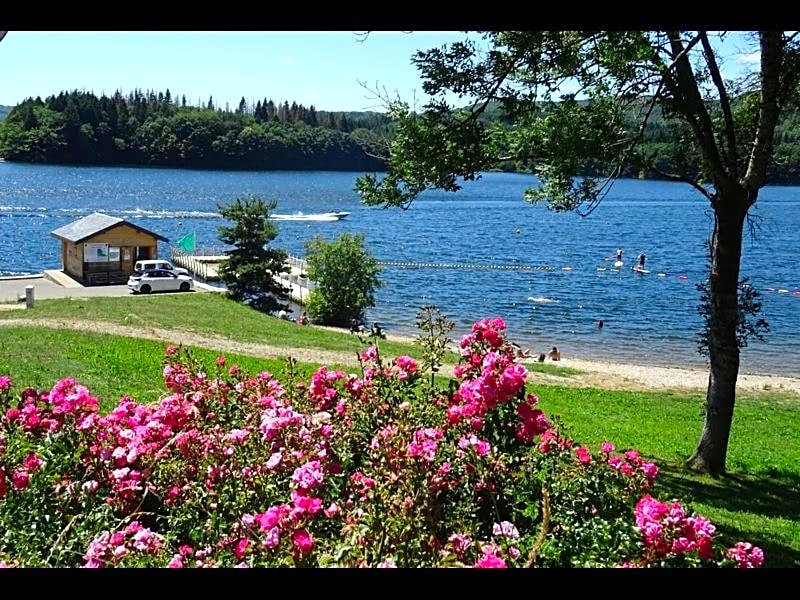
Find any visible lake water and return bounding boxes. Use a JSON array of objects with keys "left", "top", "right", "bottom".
[{"left": 1, "top": 162, "right": 799, "bottom": 376}]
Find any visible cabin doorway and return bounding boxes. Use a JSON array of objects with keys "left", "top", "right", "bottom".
[{"left": 120, "top": 247, "right": 134, "bottom": 274}]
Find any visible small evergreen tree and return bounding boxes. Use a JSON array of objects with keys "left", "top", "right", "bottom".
[
  {"left": 217, "top": 195, "right": 289, "bottom": 314},
  {"left": 304, "top": 232, "right": 382, "bottom": 327}
]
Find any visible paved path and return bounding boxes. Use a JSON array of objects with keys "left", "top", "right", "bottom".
[{"left": 0, "top": 272, "right": 219, "bottom": 304}]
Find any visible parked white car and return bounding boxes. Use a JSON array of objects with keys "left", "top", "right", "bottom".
[
  {"left": 133, "top": 259, "right": 189, "bottom": 276},
  {"left": 128, "top": 269, "right": 194, "bottom": 294}
]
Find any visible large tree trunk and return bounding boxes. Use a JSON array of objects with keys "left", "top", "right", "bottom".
[{"left": 686, "top": 195, "right": 748, "bottom": 475}]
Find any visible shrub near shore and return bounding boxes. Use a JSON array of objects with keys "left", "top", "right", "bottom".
[{"left": 0, "top": 318, "right": 762, "bottom": 567}]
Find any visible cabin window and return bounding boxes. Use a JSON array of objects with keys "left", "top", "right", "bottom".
[{"left": 107, "top": 246, "right": 121, "bottom": 269}]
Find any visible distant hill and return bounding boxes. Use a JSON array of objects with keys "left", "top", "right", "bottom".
[{"left": 0, "top": 105, "right": 11, "bottom": 122}]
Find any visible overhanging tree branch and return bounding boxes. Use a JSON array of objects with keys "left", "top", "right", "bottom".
[
  {"left": 650, "top": 165, "right": 713, "bottom": 200},
  {"left": 700, "top": 31, "right": 738, "bottom": 174},
  {"left": 664, "top": 31, "right": 731, "bottom": 188},
  {"left": 743, "top": 31, "right": 784, "bottom": 195}
]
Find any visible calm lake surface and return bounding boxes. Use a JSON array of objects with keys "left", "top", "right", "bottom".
[{"left": 2, "top": 162, "right": 799, "bottom": 376}]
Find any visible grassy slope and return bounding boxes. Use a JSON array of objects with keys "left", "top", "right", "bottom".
[
  {"left": 0, "top": 326, "right": 351, "bottom": 409},
  {"left": 1, "top": 294, "right": 797, "bottom": 566},
  {"left": 0, "top": 294, "right": 444, "bottom": 358}
]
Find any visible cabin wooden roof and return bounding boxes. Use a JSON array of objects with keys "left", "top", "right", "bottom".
[{"left": 50, "top": 212, "right": 169, "bottom": 243}]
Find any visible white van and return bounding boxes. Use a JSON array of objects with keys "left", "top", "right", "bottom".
[{"left": 133, "top": 259, "right": 190, "bottom": 276}]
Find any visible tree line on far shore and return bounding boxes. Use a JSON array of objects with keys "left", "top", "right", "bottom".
[
  {"left": 0, "top": 89, "right": 389, "bottom": 171},
  {"left": 4, "top": 87, "right": 800, "bottom": 185}
]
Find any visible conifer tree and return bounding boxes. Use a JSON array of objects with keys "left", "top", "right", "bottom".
[{"left": 217, "top": 195, "right": 290, "bottom": 314}]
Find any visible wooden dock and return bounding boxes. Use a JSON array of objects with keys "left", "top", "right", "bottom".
[
  {"left": 170, "top": 250, "right": 314, "bottom": 305},
  {"left": 170, "top": 251, "right": 227, "bottom": 281}
]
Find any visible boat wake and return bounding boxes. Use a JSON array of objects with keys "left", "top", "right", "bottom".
[
  {"left": 528, "top": 296, "right": 559, "bottom": 304},
  {"left": 270, "top": 211, "right": 350, "bottom": 222}
]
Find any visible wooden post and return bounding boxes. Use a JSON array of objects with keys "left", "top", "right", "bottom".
[{"left": 25, "top": 285, "right": 35, "bottom": 309}]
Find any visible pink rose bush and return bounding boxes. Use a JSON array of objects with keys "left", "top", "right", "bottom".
[
  {"left": 84, "top": 521, "right": 164, "bottom": 568},
  {"left": 0, "top": 316, "right": 764, "bottom": 567}
]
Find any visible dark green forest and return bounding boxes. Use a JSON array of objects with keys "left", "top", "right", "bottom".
[
  {"left": 2, "top": 89, "right": 800, "bottom": 182},
  {"left": 0, "top": 90, "right": 389, "bottom": 170}
]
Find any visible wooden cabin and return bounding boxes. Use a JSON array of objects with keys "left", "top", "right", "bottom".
[{"left": 51, "top": 213, "right": 169, "bottom": 286}]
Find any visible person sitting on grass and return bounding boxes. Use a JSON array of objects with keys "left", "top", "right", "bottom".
[
  {"left": 349, "top": 318, "right": 366, "bottom": 334},
  {"left": 370, "top": 322, "right": 386, "bottom": 339},
  {"left": 296, "top": 311, "right": 310, "bottom": 326}
]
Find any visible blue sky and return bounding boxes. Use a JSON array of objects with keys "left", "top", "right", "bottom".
[
  {"left": 0, "top": 31, "right": 762, "bottom": 113},
  {"left": 0, "top": 31, "right": 479, "bottom": 112}
]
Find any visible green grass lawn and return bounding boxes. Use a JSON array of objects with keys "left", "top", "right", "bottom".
[
  {"left": 535, "top": 385, "right": 800, "bottom": 567},
  {"left": 1, "top": 294, "right": 798, "bottom": 566},
  {"left": 0, "top": 326, "right": 354, "bottom": 410},
  {"left": 0, "top": 294, "right": 456, "bottom": 361}
]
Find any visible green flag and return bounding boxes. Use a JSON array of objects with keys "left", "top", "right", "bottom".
[{"left": 176, "top": 231, "right": 195, "bottom": 252}]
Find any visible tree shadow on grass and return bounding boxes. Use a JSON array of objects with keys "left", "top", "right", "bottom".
[
  {"left": 714, "top": 523, "right": 800, "bottom": 568},
  {"left": 654, "top": 463, "right": 800, "bottom": 567}
]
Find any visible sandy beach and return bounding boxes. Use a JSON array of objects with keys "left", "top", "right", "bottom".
[
  {"left": 376, "top": 329, "right": 800, "bottom": 395},
  {"left": 533, "top": 356, "right": 800, "bottom": 395}
]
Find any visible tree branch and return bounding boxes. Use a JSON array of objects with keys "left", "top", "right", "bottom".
[
  {"left": 663, "top": 31, "right": 732, "bottom": 188},
  {"left": 524, "top": 485, "right": 551, "bottom": 567},
  {"left": 460, "top": 42, "right": 538, "bottom": 123},
  {"left": 699, "top": 31, "right": 738, "bottom": 174},
  {"left": 776, "top": 32, "right": 800, "bottom": 105},
  {"left": 743, "top": 32, "right": 784, "bottom": 196},
  {"left": 651, "top": 164, "right": 713, "bottom": 200}
]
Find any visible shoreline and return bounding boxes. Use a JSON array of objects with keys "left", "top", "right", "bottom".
[
  {"left": 1, "top": 309, "right": 798, "bottom": 395},
  {"left": 3, "top": 273, "right": 798, "bottom": 395},
  {"left": 372, "top": 318, "right": 800, "bottom": 379},
  {"left": 536, "top": 356, "right": 800, "bottom": 395},
  {"left": 332, "top": 326, "right": 800, "bottom": 394}
]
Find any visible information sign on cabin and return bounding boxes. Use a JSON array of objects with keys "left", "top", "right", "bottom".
[{"left": 84, "top": 243, "right": 110, "bottom": 262}]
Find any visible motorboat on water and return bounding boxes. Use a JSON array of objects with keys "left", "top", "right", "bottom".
[{"left": 270, "top": 211, "right": 350, "bottom": 222}]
